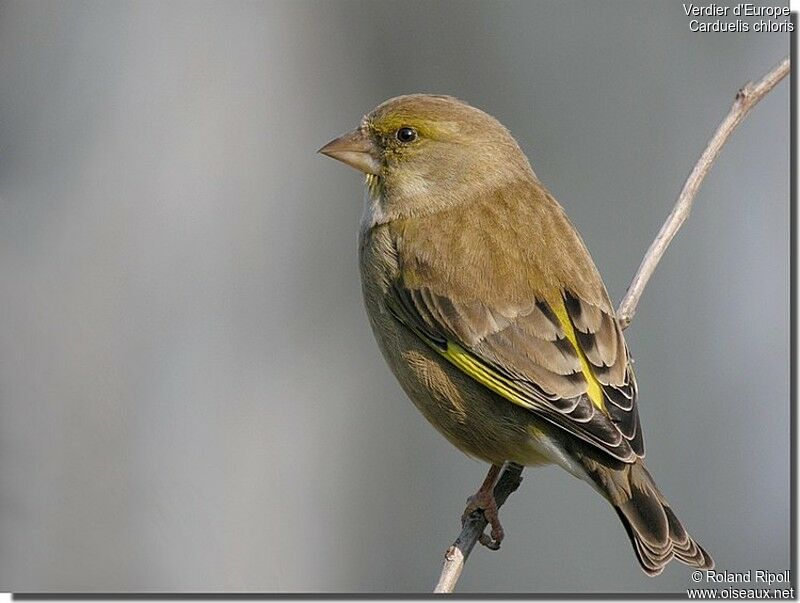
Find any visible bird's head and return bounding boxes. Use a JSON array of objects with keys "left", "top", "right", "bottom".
[{"left": 319, "top": 94, "right": 535, "bottom": 221}]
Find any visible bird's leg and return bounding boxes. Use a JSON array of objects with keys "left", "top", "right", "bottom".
[{"left": 462, "top": 464, "right": 504, "bottom": 550}]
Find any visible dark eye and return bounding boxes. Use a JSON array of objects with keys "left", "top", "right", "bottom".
[{"left": 395, "top": 126, "right": 418, "bottom": 143}]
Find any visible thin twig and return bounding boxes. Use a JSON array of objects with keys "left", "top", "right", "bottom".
[
  {"left": 433, "top": 56, "right": 789, "bottom": 593},
  {"left": 616, "top": 57, "right": 789, "bottom": 329},
  {"left": 433, "top": 463, "right": 523, "bottom": 593}
]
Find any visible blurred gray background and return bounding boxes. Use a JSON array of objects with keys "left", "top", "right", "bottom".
[{"left": 0, "top": 0, "right": 789, "bottom": 594}]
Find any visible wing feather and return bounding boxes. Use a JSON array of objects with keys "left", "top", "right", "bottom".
[
  {"left": 387, "top": 281, "right": 643, "bottom": 462},
  {"left": 384, "top": 186, "right": 643, "bottom": 461}
]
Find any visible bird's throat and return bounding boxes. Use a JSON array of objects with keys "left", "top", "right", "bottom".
[{"left": 361, "top": 174, "right": 388, "bottom": 229}]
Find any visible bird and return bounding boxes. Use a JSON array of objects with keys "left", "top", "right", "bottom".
[{"left": 318, "top": 94, "right": 713, "bottom": 576}]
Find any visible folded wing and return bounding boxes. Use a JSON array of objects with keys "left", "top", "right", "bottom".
[{"left": 387, "top": 282, "right": 643, "bottom": 462}]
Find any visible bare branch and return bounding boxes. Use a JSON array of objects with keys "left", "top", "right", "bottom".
[
  {"left": 616, "top": 57, "right": 789, "bottom": 329},
  {"left": 433, "top": 56, "right": 789, "bottom": 593},
  {"left": 433, "top": 463, "right": 523, "bottom": 593}
]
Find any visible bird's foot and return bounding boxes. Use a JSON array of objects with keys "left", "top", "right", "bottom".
[{"left": 462, "top": 489, "right": 504, "bottom": 550}]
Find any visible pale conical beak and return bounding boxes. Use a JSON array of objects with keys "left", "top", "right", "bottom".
[{"left": 318, "top": 128, "right": 381, "bottom": 175}]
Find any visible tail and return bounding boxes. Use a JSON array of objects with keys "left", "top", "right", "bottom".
[
  {"left": 585, "top": 457, "right": 714, "bottom": 576},
  {"left": 613, "top": 461, "right": 713, "bottom": 575}
]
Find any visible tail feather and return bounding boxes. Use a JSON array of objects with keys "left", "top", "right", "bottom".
[
  {"left": 581, "top": 455, "right": 713, "bottom": 576},
  {"left": 664, "top": 505, "right": 714, "bottom": 568},
  {"left": 612, "top": 461, "right": 713, "bottom": 576}
]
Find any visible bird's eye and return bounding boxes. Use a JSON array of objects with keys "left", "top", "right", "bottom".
[{"left": 395, "top": 127, "right": 418, "bottom": 143}]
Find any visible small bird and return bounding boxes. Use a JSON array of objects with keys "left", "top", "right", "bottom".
[{"left": 319, "top": 94, "right": 713, "bottom": 576}]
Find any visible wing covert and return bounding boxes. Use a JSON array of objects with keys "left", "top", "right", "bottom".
[{"left": 386, "top": 281, "right": 643, "bottom": 462}]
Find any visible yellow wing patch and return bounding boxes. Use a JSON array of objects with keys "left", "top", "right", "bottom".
[
  {"left": 391, "top": 287, "right": 607, "bottom": 416},
  {"left": 439, "top": 304, "right": 607, "bottom": 416},
  {"left": 441, "top": 341, "right": 533, "bottom": 409},
  {"left": 551, "top": 300, "right": 607, "bottom": 413}
]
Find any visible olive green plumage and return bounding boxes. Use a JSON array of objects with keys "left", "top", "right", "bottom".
[{"left": 320, "top": 94, "right": 712, "bottom": 576}]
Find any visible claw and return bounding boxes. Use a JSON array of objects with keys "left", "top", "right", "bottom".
[
  {"left": 462, "top": 487, "right": 505, "bottom": 550},
  {"left": 479, "top": 532, "right": 501, "bottom": 550}
]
